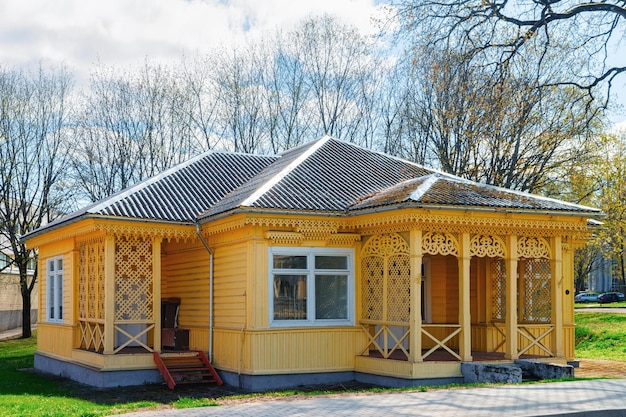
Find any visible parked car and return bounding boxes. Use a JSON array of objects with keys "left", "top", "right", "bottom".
[
  {"left": 618, "top": 292, "right": 626, "bottom": 302},
  {"left": 598, "top": 292, "right": 620, "bottom": 304},
  {"left": 575, "top": 292, "right": 599, "bottom": 303}
]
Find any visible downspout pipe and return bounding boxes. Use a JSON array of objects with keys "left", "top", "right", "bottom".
[{"left": 195, "top": 223, "right": 214, "bottom": 362}]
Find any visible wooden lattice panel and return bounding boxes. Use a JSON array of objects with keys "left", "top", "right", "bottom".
[
  {"left": 79, "top": 245, "right": 87, "bottom": 320},
  {"left": 361, "top": 256, "right": 383, "bottom": 321},
  {"left": 115, "top": 236, "right": 153, "bottom": 321},
  {"left": 522, "top": 259, "right": 551, "bottom": 323},
  {"left": 79, "top": 239, "right": 105, "bottom": 321},
  {"left": 387, "top": 254, "right": 410, "bottom": 322},
  {"left": 87, "top": 244, "right": 98, "bottom": 319},
  {"left": 422, "top": 232, "right": 458, "bottom": 256},
  {"left": 98, "top": 244, "right": 105, "bottom": 320},
  {"left": 518, "top": 236, "right": 550, "bottom": 259},
  {"left": 361, "top": 233, "right": 410, "bottom": 323},
  {"left": 491, "top": 259, "right": 506, "bottom": 321},
  {"left": 79, "top": 321, "right": 104, "bottom": 352},
  {"left": 470, "top": 235, "right": 506, "bottom": 258},
  {"left": 79, "top": 238, "right": 106, "bottom": 351}
]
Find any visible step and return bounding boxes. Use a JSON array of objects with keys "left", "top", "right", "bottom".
[{"left": 153, "top": 351, "right": 223, "bottom": 389}]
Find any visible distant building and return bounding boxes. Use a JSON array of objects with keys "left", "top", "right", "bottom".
[{"left": 0, "top": 250, "right": 37, "bottom": 332}]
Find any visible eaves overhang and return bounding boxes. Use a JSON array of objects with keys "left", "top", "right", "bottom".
[
  {"left": 345, "top": 201, "right": 604, "bottom": 218},
  {"left": 22, "top": 213, "right": 195, "bottom": 245}
]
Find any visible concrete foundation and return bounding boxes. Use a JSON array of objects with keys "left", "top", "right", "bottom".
[
  {"left": 34, "top": 353, "right": 163, "bottom": 388},
  {"left": 218, "top": 369, "right": 464, "bottom": 391}
]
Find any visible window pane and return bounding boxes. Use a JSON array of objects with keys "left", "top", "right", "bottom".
[
  {"left": 315, "top": 275, "right": 348, "bottom": 319},
  {"left": 57, "top": 259, "right": 63, "bottom": 270},
  {"left": 48, "top": 259, "right": 54, "bottom": 272},
  {"left": 315, "top": 256, "right": 347, "bottom": 270},
  {"left": 49, "top": 284, "right": 55, "bottom": 319},
  {"left": 273, "top": 274, "right": 307, "bottom": 320},
  {"left": 57, "top": 274, "right": 63, "bottom": 320},
  {"left": 273, "top": 255, "right": 307, "bottom": 269}
]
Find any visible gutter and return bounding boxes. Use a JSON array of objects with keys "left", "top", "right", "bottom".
[{"left": 195, "top": 222, "right": 215, "bottom": 363}]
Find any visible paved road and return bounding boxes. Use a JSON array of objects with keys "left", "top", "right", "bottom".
[{"left": 112, "top": 379, "right": 626, "bottom": 417}]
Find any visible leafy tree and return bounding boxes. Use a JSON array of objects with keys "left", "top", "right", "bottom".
[{"left": 595, "top": 132, "right": 626, "bottom": 289}]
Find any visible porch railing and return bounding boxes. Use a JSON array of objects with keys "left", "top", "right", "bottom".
[
  {"left": 79, "top": 318, "right": 105, "bottom": 352},
  {"left": 359, "top": 320, "right": 463, "bottom": 361},
  {"left": 492, "top": 322, "right": 555, "bottom": 357},
  {"left": 359, "top": 320, "right": 410, "bottom": 359},
  {"left": 421, "top": 324, "right": 462, "bottom": 361}
]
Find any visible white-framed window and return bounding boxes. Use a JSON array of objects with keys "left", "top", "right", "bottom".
[
  {"left": 269, "top": 247, "right": 354, "bottom": 327},
  {"left": 46, "top": 256, "right": 64, "bottom": 323}
]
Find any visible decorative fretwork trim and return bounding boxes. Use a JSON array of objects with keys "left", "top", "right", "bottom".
[
  {"left": 470, "top": 235, "right": 506, "bottom": 258},
  {"left": 361, "top": 233, "right": 410, "bottom": 257},
  {"left": 94, "top": 223, "right": 195, "bottom": 241},
  {"left": 518, "top": 236, "right": 551, "bottom": 259},
  {"left": 422, "top": 231, "right": 459, "bottom": 256},
  {"left": 203, "top": 218, "right": 247, "bottom": 236},
  {"left": 75, "top": 233, "right": 107, "bottom": 245},
  {"left": 265, "top": 231, "right": 304, "bottom": 245},
  {"left": 328, "top": 233, "right": 361, "bottom": 246},
  {"left": 349, "top": 212, "right": 590, "bottom": 237}
]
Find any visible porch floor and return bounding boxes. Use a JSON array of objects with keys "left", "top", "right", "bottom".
[{"left": 365, "top": 349, "right": 548, "bottom": 362}]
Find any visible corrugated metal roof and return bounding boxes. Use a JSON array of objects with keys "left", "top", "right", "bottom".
[
  {"left": 348, "top": 173, "right": 599, "bottom": 213},
  {"left": 94, "top": 151, "right": 276, "bottom": 221},
  {"left": 203, "top": 136, "right": 435, "bottom": 217},
  {"left": 34, "top": 151, "right": 277, "bottom": 233},
  {"left": 26, "top": 137, "right": 601, "bottom": 240}
]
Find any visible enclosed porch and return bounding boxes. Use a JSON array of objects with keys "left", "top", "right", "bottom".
[{"left": 355, "top": 230, "right": 571, "bottom": 379}]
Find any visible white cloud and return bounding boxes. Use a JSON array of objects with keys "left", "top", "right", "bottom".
[{"left": 0, "top": 0, "right": 381, "bottom": 80}]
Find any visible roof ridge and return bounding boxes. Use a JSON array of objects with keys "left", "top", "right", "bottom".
[
  {"left": 408, "top": 174, "right": 440, "bottom": 201},
  {"left": 241, "top": 136, "right": 332, "bottom": 206}
]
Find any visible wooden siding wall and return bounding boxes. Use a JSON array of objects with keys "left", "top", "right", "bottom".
[
  {"left": 213, "top": 242, "right": 248, "bottom": 329},
  {"left": 430, "top": 255, "right": 459, "bottom": 323},
  {"left": 214, "top": 327, "right": 364, "bottom": 374},
  {"left": 161, "top": 239, "right": 209, "bottom": 350},
  {"left": 37, "top": 323, "right": 75, "bottom": 359},
  {"left": 38, "top": 239, "right": 75, "bottom": 327},
  {"left": 161, "top": 236, "right": 249, "bottom": 353}
]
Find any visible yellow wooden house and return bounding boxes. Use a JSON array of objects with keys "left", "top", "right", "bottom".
[{"left": 24, "top": 136, "right": 600, "bottom": 389}]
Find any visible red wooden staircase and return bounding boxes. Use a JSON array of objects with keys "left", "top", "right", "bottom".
[{"left": 153, "top": 350, "right": 223, "bottom": 390}]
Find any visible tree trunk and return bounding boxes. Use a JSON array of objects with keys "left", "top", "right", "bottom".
[{"left": 21, "top": 285, "right": 32, "bottom": 339}]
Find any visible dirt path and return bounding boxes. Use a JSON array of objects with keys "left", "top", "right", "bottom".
[{"left": 575, "top": 358, "right": 626, "bottom": 379}]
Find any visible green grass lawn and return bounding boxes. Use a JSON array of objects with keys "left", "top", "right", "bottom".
[
  {"left": 0, "top": 335, "right": 162, "bottom": 417},
  {"left": 2, "top": 312, "right": 625, "bottom": 417},
  {"left": 575, "top": 312, "right": 626, "bottom": 361}
]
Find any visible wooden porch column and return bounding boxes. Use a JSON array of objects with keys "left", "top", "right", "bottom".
[
  {"left": 153, "top": 237, "right": 162, "bottom": 353},
  {"left": 104, "top": 234, "right": 116, "bottom": 354},
  {"left": 409, "top": 228, "right": 423, "bottom": 363},
  {"left": 458, "top": 232, "right": 472, "bottom": 362},
  {"left": 551, "top": 236, "right": 564, "bottom": 357},
  {"left": 505, "top": 235, "right": 518, "bottom": 360}
]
